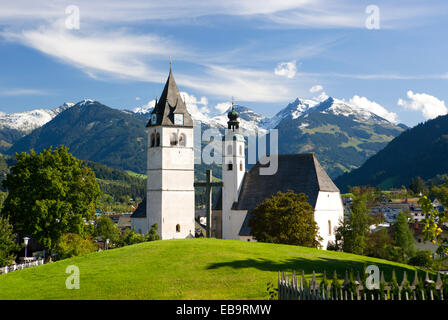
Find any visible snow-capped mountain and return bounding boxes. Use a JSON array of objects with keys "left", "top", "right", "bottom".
[
  {"left": 311, "top": 97, "right": 391, "bottom": 125},
  {"left": 133, "top": 95, "right": 401, "bottom": 134},
  {"left": 260, "top": 98, "right": 318, "bottom": 129},
  {"left": 0, "top": 102, "right": 74, "bottom": 133}
]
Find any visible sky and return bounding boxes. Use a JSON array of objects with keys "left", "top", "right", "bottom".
[{"left": 0, "top": 0, "right": 447, "bottom": 127}]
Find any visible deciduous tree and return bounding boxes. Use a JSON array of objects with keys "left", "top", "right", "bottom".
[
  {"left": 1, "top": 146, "right": 101, "bottom": 260},
  {"left": 248, "top": 190, "right": 322, "bottom": 248}
]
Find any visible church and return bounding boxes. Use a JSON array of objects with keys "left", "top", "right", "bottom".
[{"left": 131, "top": 67, "right": 344, "bottom": 249}]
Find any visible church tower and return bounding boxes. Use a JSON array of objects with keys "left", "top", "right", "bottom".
[
  {"left": 145, "top": 67, "right": 195, "bottom": 239},
  {"left": 222, "top": 103, "right": 246, "bottom": 239}
]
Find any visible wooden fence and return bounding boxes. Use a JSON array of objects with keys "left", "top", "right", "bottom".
[
  {"left": 278, "top": 269, "right": 447, "bottom": 300},
  {"left": 0, "top": 259, "right": 45, "bottom": 275}
]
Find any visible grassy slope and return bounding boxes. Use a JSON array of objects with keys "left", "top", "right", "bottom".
[{"left": 0, "top": 239, "right": 425, "bottom": 300}]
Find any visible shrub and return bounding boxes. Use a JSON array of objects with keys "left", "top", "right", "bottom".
[
  {"left": 408, "top": 250, "right": 433, "bottom": 268},
  {"left": 55, "top": 233, "right": 98, "bottom": 260}
]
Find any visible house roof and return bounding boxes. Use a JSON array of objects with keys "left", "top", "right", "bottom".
[
  {"left": 130, "top": 198, "right": 146, "bottom": 218},
  {"left": 147, "top": 69, "right": 193, "bottom": 128},
  {"left": 237, "top": 153, "right": 339, "bottom": 236}
]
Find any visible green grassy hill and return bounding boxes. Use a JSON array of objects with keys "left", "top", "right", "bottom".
[{"left": 0, "top": 239, "right": 425, "bottom": 300}]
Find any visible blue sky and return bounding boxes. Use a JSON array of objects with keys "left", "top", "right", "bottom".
[{"left": 0, "top": 0, "right": 447, "bottom": 126}]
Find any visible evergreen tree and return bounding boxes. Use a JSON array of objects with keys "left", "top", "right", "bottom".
[{"left": 393, "top": 211, "right": 415, "bottom": 262}]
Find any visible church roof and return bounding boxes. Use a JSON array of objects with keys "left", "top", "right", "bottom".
[
  {"left": 130, "top": 197, "right": 146, "bottom": 218},
  {"left": 147, "top": 69, "right": 193, "bottom": 128},
  {"left": 236, "top": 153, "right": 339, "bottom": 236}
]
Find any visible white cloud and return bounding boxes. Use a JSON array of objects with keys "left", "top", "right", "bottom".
[
  {"left": 1, "top": 21, "right": 180, "bottom": 82},
  {"left": 215, "top": 102, "right": 232, "bottom": 114},
  {"left": 180, "top": 91, "right": 210, "bottom": 117},
  {"left": 349, "top": 95, "right": 398, "bottom": 123},
  {"left": 309, "top": 85, "right": 323, "bottom": 93},
  {"left": 316, "top": 91, "right": 329, "bottom": 102},
  {"left": 0, "top": 88, "right": 50, "bottom": 96},
  {"left": 179, "top": 65, "right": 297, "bottom": 102},
  {"left": 397, "top": 90, "right": 447, "bottom": 120},
  {"left": 135, "top": 97, "right": 141, "bottom": 101},
  {"left": 274, "top": 60, "right": 297, "bottom": 78}
]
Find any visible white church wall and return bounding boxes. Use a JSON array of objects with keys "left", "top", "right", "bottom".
[
  {"left": 313, "top": 191, "right": 344, "bottom": 249},
  {"left": 161, "top": 190, "right": 195, "bottom": 239},
  {"left": 222, "top": 209, "right": 247, "bottom": 240}
]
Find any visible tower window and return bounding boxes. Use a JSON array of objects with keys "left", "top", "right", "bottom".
[
  {"left": 328, "top": 220, "right": 332, "bottom": 235},
  {"left": 156, "top": 133, "right": 160, "bottom": 146},
  {"left": 227, "top": 163, "right": 233, "bottom": 171},
  {"left": 176, "top": 224, "right": 181, "bottom": 232},
  {"left": 151, "top": 133, "right": 155, "bottom": 147},
  {"left": 179, "top": 133, "right": 186, "bottom": 146},
  {"left": 170, "top": 132, "right": 178, "bottom": 146},
  {"left": 227, "top": 145, "right": 233, "bottom": 156},
  {"left": 239, "top": 145, "right": 243, "bottom": 156},
  {"left": 240, "top": 161, "right": 243, "bottom": 171}
]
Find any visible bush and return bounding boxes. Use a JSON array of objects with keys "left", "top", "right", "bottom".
[
  {"left": 408, "top": 250, "right": 433, "bottom": 268},
  {"left": 55, "top": 233, "right": 98, "bottom": 260},
  {"left": 118, "top": 229, "right": 147, "bottom": 246}
]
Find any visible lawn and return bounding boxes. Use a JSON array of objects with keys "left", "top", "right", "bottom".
[{"left": 0, "top": 238, "right": 426, "bottom": 300}]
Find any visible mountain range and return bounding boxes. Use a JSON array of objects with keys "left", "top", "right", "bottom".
[
  {"left": 2, "top": 96, "right": 406, "bottom": 179},
  {"left": 335, "top": 113, "right": 448, "bottom": 192}
]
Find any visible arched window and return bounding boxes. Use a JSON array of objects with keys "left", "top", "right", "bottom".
[
  {"left": 227, "top": 144, "right": 233, "bottom": 156},
  {"left": 176, "top": 224, "right": 181, "bottom": 233},
  {"left": 170, "top": 132, "right": 178, "bottom": 146},
  {"left": 239, "top": 145, "right": 243, "bottom": 156},
  {"left": 150, "top": 133, "right": 155, "bottom": 147},
  {"left": 328, "top": 220, "right": 332, "bottom": 235},
  {"left": 179, "top": 133, "right": 186, "bottom": 147},
  {"left": 156, "top": 133, "right": 160, "bottom": 146},
  {"left": 240, "top": 161, "right": 243, "bottom": 171},
  {"left": 227, "top": 163, "right": 233, "bottom": 171}
]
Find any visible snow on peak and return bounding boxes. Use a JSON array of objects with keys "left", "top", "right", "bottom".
[
  {"left": 0, "top": 102, "right": 75, "bottom": 132},
  {"left": 77, "top": 99, "right": 95, "bottom": 107}
]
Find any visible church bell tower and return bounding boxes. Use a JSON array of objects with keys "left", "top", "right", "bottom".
[
  {"left": 222, "top": 102, "right": 246, "bottom": 239},
  {"left": 145, "top": 67, "right": 195, "bottom": 239}
]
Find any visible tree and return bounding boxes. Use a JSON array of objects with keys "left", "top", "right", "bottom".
[
  {"left": 335, "top": 192, "right": 370, "bottom": 255},
  {"left": 1, "top": 146, "right": 101, "bottom": 261},
  {"left": 348, "top": 193, "right": 370, "bottom": 255},
  {"left": 248, "top": 190, "right": 322, "bottom": 248},
  {"left": 147, "top": 223, "right": 160, "bottom": 241},
  {"left": 393, "top": 211, "right": 415, "bottom": 262},
  {"left": 409, "top": 177, "right": 427, "bottom": 195},
  {"left": 54, "top": 233, "right": 98, "bottom": 260},
  {"left": 94, "top": 215, "right": 120, "bottom": 245},
  {"left": 418, "top": 195, "right": 448, "bottom": 256},
  {"left": 0, "top": 217, "right": 19, "bottom": 267}
]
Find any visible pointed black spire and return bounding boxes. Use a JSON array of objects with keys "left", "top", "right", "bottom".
[{"left": 147, "top": 65, "right": 193, "bottom": 127}]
